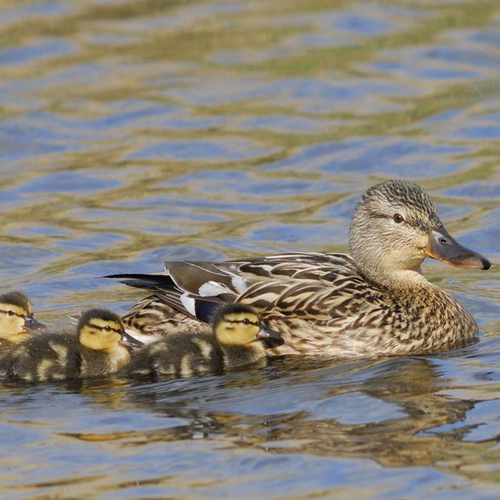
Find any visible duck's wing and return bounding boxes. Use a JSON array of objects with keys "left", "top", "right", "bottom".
[
  {"left": 106, "top": 252, "right": 380, "bottom": 324},
  {"left": 107, "top": 252, "right": 356, "bottom": 291},
  {"left": 106, "top": 253, "right": 344, "bottom": 296}
]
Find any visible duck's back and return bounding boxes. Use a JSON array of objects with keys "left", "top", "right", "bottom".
[
  {"left": 120, "top": 253, "right": 377, "bottom": 329},
  {"left": 123, "top": 332, "right": 224, "bottom": 378},
  {"left": 115, "top": 252, "right": 393, "bottom": 356},
  {"left": 0, "top": 333, "right": 80, "bottom": 382}
]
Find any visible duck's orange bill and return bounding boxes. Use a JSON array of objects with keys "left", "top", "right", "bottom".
[{"left": 424, "top": 228, "right": 491, "bottom": 270}]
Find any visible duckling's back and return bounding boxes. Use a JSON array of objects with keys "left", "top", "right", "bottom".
[
  {"left": 0, "top": 333, "right": 80, "bottom": 382},
  {"left": 123, "top": 332, "right": 225, "bottom": 378}
]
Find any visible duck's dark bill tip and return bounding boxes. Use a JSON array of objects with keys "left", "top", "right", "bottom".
[
  {"left": 479, "top": 257, "right": 491, "bottom": 270},
  {"left": 446, "top": 255, "right": 491, "bottom": 270}
]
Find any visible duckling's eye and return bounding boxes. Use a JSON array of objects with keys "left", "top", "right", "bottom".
[
  {"left": 393, "top": 213, "right": 404, "bottom": 224},
  {"left": 7, "top": 310, "right": 15, "bottom": 316},
  {"left": 103, "top": 326, "right": 111, "bottom": 332},
  {"left": 242, "top": 318, "right": 250, "bottom": 325}
]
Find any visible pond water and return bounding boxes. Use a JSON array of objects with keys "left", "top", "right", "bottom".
[{"left": 1, "top": 0, "right": 500, "bottom": 498}]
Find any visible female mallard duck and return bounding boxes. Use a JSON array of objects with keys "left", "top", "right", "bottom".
[
  {"left": 0, "top": 308, "right": 142, "bottom": 382},
  {"left": 122, "top": 302, "right": 283, "bottom": 377},
  {"left": 0, "top": 292, "right": 45, "bottom": 354},
  {"left": 106, "top": 180, "right": 490, "bottom": 357}
]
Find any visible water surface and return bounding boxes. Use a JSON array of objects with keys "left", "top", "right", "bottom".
[{"left": 1, "top": 0, "right": 500, "bottom": 498}]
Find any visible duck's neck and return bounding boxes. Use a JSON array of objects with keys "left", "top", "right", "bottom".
[
  {"left": 357, "top": 259, "right": 478, "bottom": 349},
  {"left": 354, "top": 257, "right": 428, "bottom": 292}
]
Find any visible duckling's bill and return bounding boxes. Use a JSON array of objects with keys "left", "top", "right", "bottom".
[
  {"left": 24, "top": 315, "right": 46, "bottom": 333},
  {"left": 257, "top": 325, "right": 284, "bottom": 348},
  {"left": 120, "top": 331, "right": 144, "bottom": 348},
  {"left": 425, "top": 227, "right": 490, "bottom": 270}
]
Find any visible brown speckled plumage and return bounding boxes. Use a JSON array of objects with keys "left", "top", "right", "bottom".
[
  {"left": 108, "top": 180, "right": 490, "bottom": 358},
  {"left": 122, "top": 296, "right": 204, "bottom": 345}
]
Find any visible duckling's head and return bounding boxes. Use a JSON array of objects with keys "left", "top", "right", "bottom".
[
  {"left": 78, "top": 308, "right": 143, "bottom": 352},
  {"left": 349, "top": 180, "right": 490, "bottom": 286},
  {"left": 0, "top": 291, "right": 46, "bottom": 342},
  {"left": 211, "top": 304, "right": 283, "bottom": 348}
]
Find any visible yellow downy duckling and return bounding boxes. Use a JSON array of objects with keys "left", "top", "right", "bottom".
[
  {"left": 0, "top": 292, "right": 45, "bottom": 354},
  {"left": 0, "top": 308, "right": 142, "bottom": 382},
  {"left": 122, "top": 303, "right": 283, "bottom": 378}
]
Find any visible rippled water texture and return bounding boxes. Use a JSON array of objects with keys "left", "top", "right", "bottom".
[{"left": 1, "top": 0, "right": 500, "bottom": 498}]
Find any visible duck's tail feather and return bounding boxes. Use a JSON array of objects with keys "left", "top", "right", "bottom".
[{"left": 103, "top": 273, "right": 176, "bottom": 290}]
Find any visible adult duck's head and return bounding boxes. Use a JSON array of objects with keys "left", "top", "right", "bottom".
[{"left": 349, "top": 180, "right": 490, "bottom": 286}]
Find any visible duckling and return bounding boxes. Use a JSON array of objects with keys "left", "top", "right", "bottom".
[
  {"left": 0, "top": 308, "right": 142, "bottom": 382},
  {"left": 0, "top": 291, "right": 45, "bottom": 354},
  {"left": 122, "top": 303, "right": 283, "bottom": 378}
]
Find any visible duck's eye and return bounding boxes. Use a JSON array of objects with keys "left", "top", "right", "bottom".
[
  {"left": 7, "top": 310, "right": 15, "bottom": 316},
  {"left": 393, "top": 213, "right": 404, "bottom": 224},
  {"left": 103, "top": 326, "right": 111, "bottom": 332},
  {"left": 242, "top": 318, "right": 250, "bottom": 325}
]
